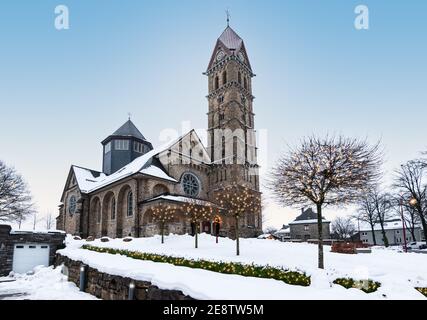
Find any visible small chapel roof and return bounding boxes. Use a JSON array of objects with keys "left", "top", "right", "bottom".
[
  {"left": 111, "top": 119, "right": 147, "bottom": 140},
  {"left": 144, "top": 195, "right": 217, "bottom": 207}
]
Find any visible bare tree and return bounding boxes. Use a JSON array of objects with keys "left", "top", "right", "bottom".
[
  {"left": 269, "top": 135, "right": 382, "bottom": 269},
  {"left": 0, "top": 160, "right": 34, "bottom": 223},
  {"left": 32, "top": 211, "right": 42, "bottom": 230},
  {"left": 370, "top": 188, "right": 392, "bottom": 247},
  {"left": 45, "top": 212, "right": 55, "bottom": 230},
  {"left": 215, "top": 183, "right": 261, "bottom": 256},
  {"left": 331, "top": 216, "right": 356, "bottom": 240},
  {"left": 391, "top": 194, "right": 419, "bottom": 241},
  {"left": 393, "top": 161, "right": 427, "bottom": 244},
  {"left": 357, "top": 191, "right": 378, "bottom": 245}
]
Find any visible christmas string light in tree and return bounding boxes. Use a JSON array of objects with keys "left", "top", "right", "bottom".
[
  {"left": 269, "top": 135, "right": 383, "bottom": 269},
  {"left": 151, "top": 203, "right": 177, "bottom": 244},
  {"left": 214, "top": 183, "right": 261, "bottom": 256},
  {"left": 181, "top": 199, "right": 216, "bottom": 249}
]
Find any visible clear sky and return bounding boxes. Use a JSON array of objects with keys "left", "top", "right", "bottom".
[{"left": 1, "top": 0, "right": 426, "bottom": 229}]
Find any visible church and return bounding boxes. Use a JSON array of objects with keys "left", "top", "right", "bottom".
[{"left": 56, "top": 24, "right": 262, "bottom": 239}]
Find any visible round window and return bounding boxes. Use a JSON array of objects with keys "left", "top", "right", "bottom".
[
  {"left": 69, "top": 196, "right": 77, "bottom": 215},
  {"left": 182, "top": 173, "right": 200, "bottom": 197}
]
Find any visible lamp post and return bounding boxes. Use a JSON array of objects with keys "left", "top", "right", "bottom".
[
  {"left": 399, "top": 197, "right": 408, "bottom": 253},
  {"left": 399, "top": 196, "right": 418, "bottom": 253}
]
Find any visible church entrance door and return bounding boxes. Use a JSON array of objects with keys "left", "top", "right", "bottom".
[{"left": 202, "top": 221, "right": 211, "bottom": 234}]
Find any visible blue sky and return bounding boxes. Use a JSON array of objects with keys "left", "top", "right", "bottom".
[{"left": 0, "top": 1, "right": 426, "bottom": 228}]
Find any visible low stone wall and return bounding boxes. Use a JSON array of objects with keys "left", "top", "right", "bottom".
[
  {"left": 0, "top": 225, "right": 66, "bottom": 276},
  {"left": 55, "top": 254, "right": 195, "bottom": 300}
]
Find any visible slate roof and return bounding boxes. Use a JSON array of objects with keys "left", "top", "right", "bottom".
[
  {"left": 218, "top": 26, "right": 243, "bottom": 50},
  {"left": 112, "top": 120, "right": 146, "bottom": 141},
  {"left": 289, "top": 208, "right": 329, "bottom": 225},
  {"left": 295, "top": 208, "right": 318, "bottom": 221}
]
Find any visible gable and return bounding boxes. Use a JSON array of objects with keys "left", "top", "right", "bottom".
[
  {"left": 157, "top": 130, "right": 211, "bottom": 167},
  {"left": 60, "top": 167, "right": 81, "bottom": 202},
  {"left": 207, "top": 40, "right": 234, "bottom": 71}
]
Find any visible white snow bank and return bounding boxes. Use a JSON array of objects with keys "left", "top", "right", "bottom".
[
  {"left": 0, "top": 266, "right": 97, "bottom": 300},
  {"left": 60, "top": 234, "right": 427, "bottom": 300}
]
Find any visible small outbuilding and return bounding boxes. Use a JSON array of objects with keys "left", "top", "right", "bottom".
[
  {"left": 0, "top": 225, "right": 66, "bottom": 276},
  {"left": 289, "top": 208, "right": 331, "bottom": 241}
]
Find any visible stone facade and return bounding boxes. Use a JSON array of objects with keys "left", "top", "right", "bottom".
[
  {"left": 288, "top": 208, "right": 331, "bottom": 241},
  {"left": 57, "top": 25, "right": 262, "bottom": 240},
  {"left": 290, "top": 222, "right": 331, "bottom": 241},
  {"left": 55, "top": 254, "right": 194, "bottom": 300},
  {"left": 0, "top": 224, "right": 66, "bottom": 276}
]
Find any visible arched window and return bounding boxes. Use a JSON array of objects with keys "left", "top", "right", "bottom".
[
  {"left": 153, "top": 184, "right": 168, "bottom": 197},
  {"left": 222, "top": 71, "right": 227, "bottom": 85},
  {"left": 111, "top": 197, "right": 116, "bottom": 220},
  {"left": 68, "top": 196, "right": 77, "bottom": 215},
  {"left": 214, "top": 76, "right": 219, "bottom": 90},
  {"left": 244, "top": 77, "right": 248, "bottom": 90},
  {"left": 127, "top": 192, "right": 133, "bottom": 217},
  {"left": 238, "top": 72, "right": 242, "bottom": 84}
]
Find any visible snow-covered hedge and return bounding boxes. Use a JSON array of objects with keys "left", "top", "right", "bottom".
[
  {"left": 416, "top": 288, "right": 427, "bottom": 297},
  {"left": 82, "top": 244, "right": 311, "bottom": 287},
  {"left": 333, "top": 278, "right": 381, "bottom": 293}
]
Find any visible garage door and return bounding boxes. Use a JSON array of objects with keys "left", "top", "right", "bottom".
[{"left": 12, "top": 244, "right": 50, "bottom": 274}]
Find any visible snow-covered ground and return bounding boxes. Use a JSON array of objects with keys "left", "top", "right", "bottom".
[
  {"left": 0, "top": 266, "right": 97, "bottom": 300},
  {"left": 58, "top": 234, "right": 427, "bottom": 300}
]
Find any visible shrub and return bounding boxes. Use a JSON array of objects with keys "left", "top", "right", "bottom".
[
  {"left": 333, "top": 277, "right": 381, "bottom": 293},
  {"left": 82, "top": 245, "right": 311, "bottom": 287},
  {"left": 416, "top": 287, "right": 427, "bottom": 297}
]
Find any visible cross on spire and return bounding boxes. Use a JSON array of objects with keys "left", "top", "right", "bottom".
[
  {"left": 128, "top": 112, "right": 131, "bottom": 120},
  {"left": 226, "top": 9, "right": 230, "bottom": 27}
]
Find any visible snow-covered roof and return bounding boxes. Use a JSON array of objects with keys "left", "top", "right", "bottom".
[
  {"left": 359, "top": 220, "right": 423, "bottom": 232},
  {"left": 145, "top": 195, "right": 217, "bottom": 207},
  {"left": 140, "top": 165, "right": 177, "bottom": 183},
  {"left": 289, "top": 219, "right": 330, "bottom": 225},
  {"left": 10, "top": 229, "right": 66, "bottom": 235},
  {"left": 72, "top": 133, "right": 188, "bottom": 194},
  {"left": 274, "top": 229, "right": 290, "bottom": 235},
  {"left": 257, "top": 234, "right": 273, "bottom": 239}
]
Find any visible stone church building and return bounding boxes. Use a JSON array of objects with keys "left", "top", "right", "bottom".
[{"left": 56, "top": 25, "right": 262, "bottom": 239}]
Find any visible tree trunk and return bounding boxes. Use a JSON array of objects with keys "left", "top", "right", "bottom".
[
  {"left": 195, "top": 223, "right": 198, "bottom": 249},
  {"left": 161, "top": 223, "right": 164, "bottom": 244},
  {"left": 316, "top": 204, "right": 324, "bottom": 269},
  {"left": 235, "top": 216, "right": 240, "bottom": 256},
  {"left": 370, "top": 222, "right": 377, "bottom": 245},
  {"left": 419, "top": 213, "right": 427, "bottom": 245},
  {"left": 379, "top": 224, "right": 388, "bottom": 247}
]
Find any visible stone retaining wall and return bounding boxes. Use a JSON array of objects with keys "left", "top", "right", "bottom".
[{"left": 55, "top": 254, "right": 195, "bottom": 300}]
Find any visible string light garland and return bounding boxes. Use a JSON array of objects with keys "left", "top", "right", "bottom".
[
  {"left": 333, "top": 277, "right": 381, "bottom": 293},
  {"left": 81, "top": 244, "right": 311, "bottom": 287},
  {"left": 416, "top": 287, "right": 427, "bottom": 297}
]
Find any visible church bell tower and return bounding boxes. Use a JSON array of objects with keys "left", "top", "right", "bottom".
[
  {"left": 205, "top": 25, "right": 259, "bottom": 192},
  {"left": 205, "top": 23, "right": 262, "bottom": 236}
]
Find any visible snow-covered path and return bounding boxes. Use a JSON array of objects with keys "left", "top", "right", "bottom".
[
  {"left": 58, "top": 234, "right": 427, "bottom": 300},
  {"left": 0, "top": 266, "right": 97, "bottom": 300}
]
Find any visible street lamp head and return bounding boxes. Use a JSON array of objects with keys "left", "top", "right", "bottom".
[{"left": 409, "top": 198, "right": 418, "bottom": 206}]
